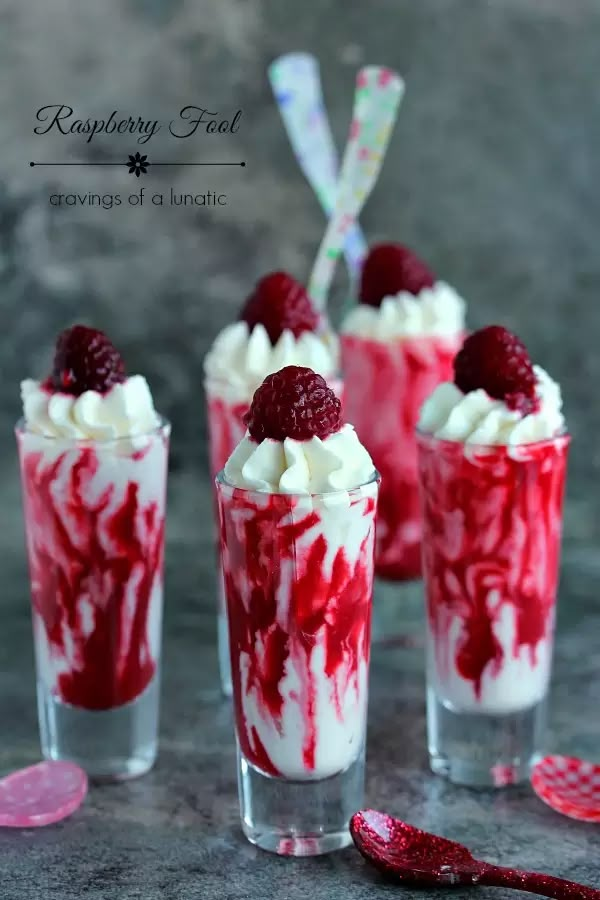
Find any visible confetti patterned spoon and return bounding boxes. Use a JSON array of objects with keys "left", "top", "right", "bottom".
[
  {"left": 307, "top": 66, "right": 404, "bottom": 312},
  {"left": 350, "top": 810, "right": 600, "bottom": 898},
  {"left": 268, "top": 52, "right": 367, "bottom": 282}
]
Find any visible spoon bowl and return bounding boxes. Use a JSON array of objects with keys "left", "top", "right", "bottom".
[
  {"left": 350, "top": 809, "right": 482, "bottom": 886},
  {"left": 350, "top": 809, "right": 600, "bottom": 898}
]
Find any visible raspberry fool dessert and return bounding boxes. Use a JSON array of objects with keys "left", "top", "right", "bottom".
[
  {"left": 16, "top": 325, "right": 170, "bottom": 780},
  {"left": 216, "top": 366, "right": 378, "bottom": 855},
  {"left": 204, "top": 271, "right": 341, "bottom": 695},
  {"left": 417, "top": 326, "right": 569, "bottom": 786},
  {"left": 341, "top": 243, "right": 465, "bottom": 581}
]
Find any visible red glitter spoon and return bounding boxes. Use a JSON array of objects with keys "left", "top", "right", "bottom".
[{"left": 350, "top": 810, "right": 600, "bottom": 898}]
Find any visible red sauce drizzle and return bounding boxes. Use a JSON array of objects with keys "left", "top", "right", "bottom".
[
  {"left": 206, "top": 395, "right": 249, "bottom": 479},
  {"left": 219, "top": 488, "right": 375, "bottom": 777},
  {"left": 418, "top": 436, "right": 569, "bottom": 698},
  {"left": 341, "top": 334, "right": 461, "bottom": 581},
  {"left": 20, "top": 446, "right": 166, "bottom": 711}
]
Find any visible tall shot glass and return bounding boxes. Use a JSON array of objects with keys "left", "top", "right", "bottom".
[
  {"left": 16, "top": 419, "right": 170, "bottom": 781},
  {"left": 205, "top": 382, "right": 249, "bottom": 696},
  {"left": 217, "top": 471, "right": 379, "bottom": 855},
  {"left": 206, "top": 376, "right": 344, "bottom": 697},
  {"left": 417, "top": 432, "right": 570, "bottom": 787}
]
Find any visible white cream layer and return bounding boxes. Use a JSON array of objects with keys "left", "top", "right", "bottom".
[
  {"left": 418, "top": 366, "right": 564, "bottom": 445},
  {"left": 341, "top": 281, "right": 466, "bottom": 341},
  {"left": 224, "top": 424, "right": 375, "bottom": 494},
  {"left": 204, "top": 321, "right": 339, "bottom": 404},
  {"left": 21, "top": 376, "right": 160, "bottom": 440},
  {"left": 430, "top": 603, "right": 553, "bottom": 715}
]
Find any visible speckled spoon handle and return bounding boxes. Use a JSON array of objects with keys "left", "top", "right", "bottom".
[
  {"left": 268, "top": 52, "right": 367, "bottom": 283},
  {"left": 307, "top": 65, "right": 404, "bottom": 311},
  {"left": 480, "top": 863, "right": 600, "bottom": 898}
]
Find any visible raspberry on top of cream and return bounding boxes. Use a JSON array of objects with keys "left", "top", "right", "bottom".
[
  {"left": 223, "top": 366, "right": 374, "bottom": 494},
  {"left": 341, "top": 242, "right": 466, "bottom": 340},
  {"left": 418, "top": 325, "right": 565, "bottom": 445},
  {"left": 21, "top": 324, "right": 160, "bottom": 439},
  {"left": 204, "top": 271, "right": 339, "bottom": 402}
]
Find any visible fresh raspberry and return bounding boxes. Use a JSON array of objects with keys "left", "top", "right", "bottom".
[
  {"left": 50, "top": 325, "right": 126, "bottom": 395},
  {"left": 240, "top": 271, "right": 319, "bottom": 344},
  {"left": 360, "top": 242, "right": 435, "bottom": 307},
  {"left": 453, "top": 325, "right": 538, "bottom": 414},
  {"left": 244, "top": 366, "right": 342, "bottom": 443}
]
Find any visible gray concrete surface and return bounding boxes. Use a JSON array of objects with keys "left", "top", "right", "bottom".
[{"left": 0, "top": 1, "right": 599, "bottom": 896}]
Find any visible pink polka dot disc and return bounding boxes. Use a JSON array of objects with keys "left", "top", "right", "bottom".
[
  {"left": 0, "top": 761, "right": 88, "bottom": 827},
  {"left": 531, "top": 755, "right": 600, "bottom": 823}
]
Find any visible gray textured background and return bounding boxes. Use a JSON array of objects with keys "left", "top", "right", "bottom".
[{"left": 1, "top": 1, "right": 599, "bottom": 897}]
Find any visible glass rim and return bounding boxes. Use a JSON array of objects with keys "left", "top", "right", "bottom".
[
  {"left": 415, "top": 427, "right": 571, "bottom": 454},
  {"left": 215, "top": 467, "right": 380, "bottom": 500},
  {"left": 14, "top": 414, "right": 171, "bottom": 445},
  {"left": 339, "top": 329, "right": 466, "bottom": 347}
]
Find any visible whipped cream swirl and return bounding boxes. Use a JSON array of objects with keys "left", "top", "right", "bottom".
[
  {"left": 21, "top": 376, "right": 160, "bottom": 439},
  {"left": 341, "top": 282, "right": 466, "bottom": 341},
  {"left": 204, "top": 322, "right": 339, "bottom": 403},
  {"left": 224, "top": 424, "right": 375, "bottom": 494},
  {"left": 418, "top": 366, "right": 565, "bottom": 445}
]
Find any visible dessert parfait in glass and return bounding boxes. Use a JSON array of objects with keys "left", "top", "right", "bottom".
[
  {"left": 217, "top": 366, "right": 378, "bottom": 855},
  {"left": 340, "top": 243, "right": 466, "bottom": 581},
  {"left": 204, "top": 272, "right": 342, "bottom": 694},
  {"left": 17, "top": 325, "right": 170, "bottom": 780},
  {"left": 417, "top": 325, "right": 569, "bottom": 786}
]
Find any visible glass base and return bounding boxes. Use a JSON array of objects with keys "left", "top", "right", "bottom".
[
  {"left": 37, "top": 670, "right": 160, "bottom": 781},
  {"left": 427, "top": 687, "right": 546, "bottom": 788},
  {"left": 237, "top": 748, "right": 364, "bottom": 856},
  {"left": 218, "top": 608, "right": 232, "bottom": 697}
]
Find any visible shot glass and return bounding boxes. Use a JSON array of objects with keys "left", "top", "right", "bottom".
[
  {"left": 340, "top": 333, "right": 461, "bottom": 581},
  {"left": 216, "top": 471, "right": 379, "bottom": 855},
  {"left": 205, "top": 383, "right": 249, "bottom": 696},
  {"left": 16, "top": 418, "right": 170, "bottom": 781},
  {"left": 206, "top": 376, "right": 345, "bottom": 697},
  {"left": 417, "top": 431, "right": 570, "bottom": 787}
]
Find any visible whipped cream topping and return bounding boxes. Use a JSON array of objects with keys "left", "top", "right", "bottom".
[
  {"left": 204, "top": 321, "right": 339, "bottom": 403},
  {"left": 418, "top": 365, "right": 565, "bottom": 445},
  {"left": 21, "top": 376, "right": 160, "bottom": 439},
  {"left": 341, "top": 281, "right": 466, "bottom": 341},
  {"left": 224, "top": 424, "right": 375, "bottom": 494}
]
